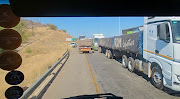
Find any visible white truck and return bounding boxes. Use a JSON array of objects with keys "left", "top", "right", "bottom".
[
  {"left": 98, "top": 17, "right": 180, "bottom": 92},
  {"left": 93, "top": 34, "right": 104, "bottom": 51}
]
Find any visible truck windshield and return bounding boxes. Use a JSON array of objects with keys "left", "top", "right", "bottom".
[
  {"left": 172, "top": 21, "right": 180, "bottom": 42},
  {"left": 94, "top": 38, "right": 98, "bottom": 43}
]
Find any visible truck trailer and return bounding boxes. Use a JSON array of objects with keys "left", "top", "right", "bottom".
[
  {"left": 98, "top": 17, "right": 180, "bottom": 92},
  {"left": 78, "top": 38, "right": 94, "bottom": 53}
]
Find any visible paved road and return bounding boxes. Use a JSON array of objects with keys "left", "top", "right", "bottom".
[
  {"left": 42, "top": 48, "right": 97, "bottom": 99},
  {"left": 42, "top": 48, "right": 180, "bottom": 99}
]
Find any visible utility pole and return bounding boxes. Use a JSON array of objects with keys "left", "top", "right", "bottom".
[
  {"left": 119, "top": 17, "right": 120, "bottom": 35},
  {"left": 100, "top": 24, "right": 102, "bottom": 34}
]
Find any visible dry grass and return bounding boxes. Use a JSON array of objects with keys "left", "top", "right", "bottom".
[{"left": 0, "top": 26, "right": 73, "bottom": 99}]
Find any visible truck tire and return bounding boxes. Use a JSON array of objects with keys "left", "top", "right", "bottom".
[
  {"left": 122, "top": 55, "right": 128, "bottom": 68},
  {"left": 107, "top": 50, "right": 113, "bottom": 59},
  {"left": 151, "top": 66, "right": 164, "bottom": 90},
  {"left": 89, "top": 51, "right": 92, "bottom": 54},
  {"left": 127, "top": 57, "right": 135, "bottom": 72},
  {"left": 98, "top": 47, "right": 102, "bottom": 53}
]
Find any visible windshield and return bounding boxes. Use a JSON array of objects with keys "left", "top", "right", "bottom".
[
  {"left": 94, "top": 38, "right": 98, "bottom": 43},
  {"left": 172, "top": 21, "right": 180, "bottom": 42},
  {"left": 1, "top": 3, "right": 180, "bottom": 98}
]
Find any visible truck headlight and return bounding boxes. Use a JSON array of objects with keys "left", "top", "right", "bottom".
[{"left": 177, "top": 75, "right": 180, "bottom": 81}]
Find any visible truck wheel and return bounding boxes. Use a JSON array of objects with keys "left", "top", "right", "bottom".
[
  {"left": 151, "top": 66, "right": 164, "bottom": 90},
  {"left": 122, "top": 55, "right": 128, "bottom": 68},
  {"left": 98, "top": 47, "right": 102, "bottom": 53},
  {"left": 127, "top": 57, "right": 135, "bottom": 72},
  {"left": 107, "top": 50, "right": 113, "bottom": 59}
]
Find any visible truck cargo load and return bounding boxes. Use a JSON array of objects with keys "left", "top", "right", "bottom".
[
  {"left": 78, "top": 39, "right": 93, "bottom": 47},
  {"left": 98, "top": 32, "right": 143, "bottom": 55},
  {"left": 113, "top": 31, "right": 143, "bottom": 54},
  {"left": 78, "top": 39, "right": 93, "bottom": 53},
  {"left": 98, "top": 37, "right": 113, "bottom": 49}
]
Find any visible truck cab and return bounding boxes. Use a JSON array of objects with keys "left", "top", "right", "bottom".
[
  {"left": 93, "top": 34, "right": 104, "bottom": 51},
  {"left": 143, "top": 17, "right": 180, "bottom": 91}
]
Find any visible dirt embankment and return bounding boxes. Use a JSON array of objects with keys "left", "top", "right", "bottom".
[{"left": 0, "top": 19, "right": 73, "bottom": 99}]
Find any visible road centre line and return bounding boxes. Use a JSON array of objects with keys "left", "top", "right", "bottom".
[{"left": 85, "top": 54, "right": 101, "bottom": 94}]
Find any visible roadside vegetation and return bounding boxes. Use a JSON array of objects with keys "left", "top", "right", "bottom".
[
  {"left": 0, "top": 19, "right": 73, "bottom": 99},
  {"left": 13, "top": 20, "right": 31, "bottom": 43},
  {"left": 45, "top": 23, "right": 58, "bottom": 30},
  {"left": 62, "top": 29, "right": 67, "bottom": 33},
  {"left": 25, "top": 47, "right": 32, "bottom": 54}
]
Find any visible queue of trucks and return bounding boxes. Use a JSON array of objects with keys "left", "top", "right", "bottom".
[{"left": 97, "top": 17, "right": 180, "bottom": 92}]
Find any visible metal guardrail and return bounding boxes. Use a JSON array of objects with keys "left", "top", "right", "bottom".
[{"left": 20, "top": 50, "right": 70, "bottom": 99}]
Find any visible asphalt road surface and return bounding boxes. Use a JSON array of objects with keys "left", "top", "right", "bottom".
[{"left": 42, "top": 48, "right": 180, "bottom": 99}]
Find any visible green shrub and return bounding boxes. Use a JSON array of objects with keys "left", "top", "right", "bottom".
[
  {"left": 20, "top": 32, "right": 31, "bottom": 43},
  {"left": 46, "top": 24, "right": 57, "bottom": 30},
  {"left": 13, "top": 20, "right": 26, "bottom": 32},
  {"left": 62, "top": 29, "right": 66, "bottom": 33},
  {"left": 13, "top": 20, "right": 31, "bottom": 43},
  {"left": 25, "top": 47, "right": 32, "bottom": 53},
  {"left": 0, "top": 21, "right": 30, "bottom": 43},
  {"left": 50, "top": 24, "right": 57, "bottom": 30}
]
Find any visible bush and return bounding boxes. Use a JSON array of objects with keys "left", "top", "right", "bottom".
[
  {"left": 25, "top": 47, "right": 32, "bottom": 53},
  {"left": 13, "top": 20, "right": 26, "bottom": 32},
  {"left": 20, "top": 32, "right": 31, "bottom": 43},
  {"left": 62, "top": 29, "right": 66, "bottom": 33},
  {"left": 50, "top": 24, "right": 57, "bottom": 30},
  {"left": 46, "top": 24, "right": 57, "bottom": 30}
]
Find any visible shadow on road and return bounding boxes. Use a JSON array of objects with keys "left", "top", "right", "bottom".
[
  {"left": 114, "top": 57, "right": 150, "bottom": 82},
  {"left": 113, "top": 57, "right": 180, "bottom": 97},
  {"left": 33, "top": 54, "right": 70, "bottom": 99}
]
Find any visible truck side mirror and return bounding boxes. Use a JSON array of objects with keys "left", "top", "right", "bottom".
[{"left": 157, "top": 23, "right": 170, "bottom": 43}]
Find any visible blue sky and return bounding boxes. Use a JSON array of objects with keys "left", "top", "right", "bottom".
[
  {"left": 0, "top": 0, "right": 9, "bottom": 4},
  {"left": 25, "top": 17, "right": 144, "bottom": 38},
  {"left": 0, "top": 0, "right": 144, "bottom": 38}
]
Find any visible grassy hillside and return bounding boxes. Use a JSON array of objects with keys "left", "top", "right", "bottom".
[{"left": 0, "top": 19, "right": 72, "bottom": 99}]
